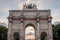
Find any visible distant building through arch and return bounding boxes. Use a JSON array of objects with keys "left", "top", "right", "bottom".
[{"left": 25, "top": 23, "right": 35, "bottom": 40}]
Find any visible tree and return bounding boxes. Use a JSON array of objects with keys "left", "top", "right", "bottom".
[
  {"left": 55, "top": 23, "right": 60, "bottom": 40},
  {"left": 0, "top": 26, "right": 8, "bottom": 40},
  {"left": 52, "top": 24, "right": 56, "bottom": 40},
  {"left": 53, "top": 23, "right": 60, "bottom": 40}
]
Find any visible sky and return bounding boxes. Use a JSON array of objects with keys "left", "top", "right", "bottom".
[
  {"left": 25, "top": 26, "right": 35, "bottom": 40},
  {"left": 25, "top": 26, "right": 35, "bottom": 34},
  {"left": 0, "top": 0, "right": 60, "bottom": 26}
]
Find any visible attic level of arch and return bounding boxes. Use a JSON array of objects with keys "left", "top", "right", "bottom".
[{"left": 8, "top": 9, "right": 52, "bottom": 23}]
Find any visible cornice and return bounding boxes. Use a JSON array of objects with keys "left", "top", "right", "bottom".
[
  {"left": 8, "top": 16, "right": 52, "bottom": 20},
  {"left": 9, "top": 10, "right": 50, "bottom": 12}
]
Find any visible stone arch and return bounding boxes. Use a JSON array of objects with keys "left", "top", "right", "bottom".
[
  {"left": 25, "top": 23, "right": 36, "bottom": 40},
  {"left": 13, "top": 32, "right": 20, "bottom": 40},
  {"left": 40, "top": 32, "right": 47, "bottom": 40},
  {"left": 25, "top": 23, "right": 35, "bottom": 29}
]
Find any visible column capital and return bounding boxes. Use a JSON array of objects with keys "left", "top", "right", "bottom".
[
  {"left": 9, "top": 19, "right": 12, "bottom": 23},
  {"left": 20, "top": 18, "right": 24, "bottom": 23},
  {"left": 36, "top": 18, "right": 40, "bottom": 23},
  {"left": 48, "top": 18, "right": 51, "bottom": 23}
]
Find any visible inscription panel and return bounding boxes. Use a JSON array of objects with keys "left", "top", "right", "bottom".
[
  {"left": 9, "top": 12, "right": 21, "bottom": 17},
  {"left": 24, "top": 12, "right": 37, "bottom": 18},
  {"left": 39, "top": 12, "right": 49, "bottom": 16}
]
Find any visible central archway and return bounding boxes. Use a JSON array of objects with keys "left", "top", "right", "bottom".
[{"left": 25, "top": 24, "right": 35, "bottom": 40}]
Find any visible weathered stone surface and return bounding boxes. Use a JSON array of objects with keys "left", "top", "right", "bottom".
[{"left": 8, "top": 3, "right": 53, "bottom": 40}]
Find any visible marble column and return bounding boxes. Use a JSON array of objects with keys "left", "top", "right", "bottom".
[
  {"left": 8, "top": 19, "right": 12, "bottom": 40},
  {"left": 36, "top": 18, "right": 40, "bottom": 40},
  {"left": 48, "top": 19, "right": 53, "bottom": 40},
  {"left": 20, "top": 18, "right": 24, "bottom": 40}
]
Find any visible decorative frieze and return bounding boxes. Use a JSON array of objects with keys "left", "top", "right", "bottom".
[{"left": 8, "top": 17, "right": 52, "bottom": 21}]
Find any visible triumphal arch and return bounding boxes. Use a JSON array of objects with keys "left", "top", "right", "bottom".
[{"left": 8, "top": 2, "right": 53, "bottom": 40}]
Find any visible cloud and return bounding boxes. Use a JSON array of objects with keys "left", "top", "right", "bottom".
[
  {"left": 0, "top": 0, "right": 60, "bottom": 25},
  {"left": 12, "top": 0, "right": 60, "bottom": 10},
  {"left": 0, "top": 6, "right": 11, "bottom": 13},
  {"left": 0, "top": 17, "right": 8, "bottom": 24},
  {"left": 0, "top": 6, "right": 11, "bottom": 21},
  {"left": 51, "top": 8, "right": 60, "bottom": 23},
  {"left": 0, "top": 19, "right": 3, "bottom": 23},
  {"left": 0, "top": 5, "right": 11, "bottom": 26},
  {"left": 17, "top": 0, "right": 60, "bottom": 10},
  {"left": 18, "top": 2, "right": 24, "bottom": 9}
]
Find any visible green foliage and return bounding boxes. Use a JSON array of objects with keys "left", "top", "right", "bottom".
[
  {"left": 0, "top": 25, "right": 8, "bottom": 40},
  {"left": 53, "top": 23, "right": 60, "bottom": 40}
]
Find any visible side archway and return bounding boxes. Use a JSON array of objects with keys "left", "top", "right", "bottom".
[
  {"left": 40, "top": 32, "right": 47, "bottom": 40},
  {"left": 13, "top": 32, "right": 20, "bottom": 40}
]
